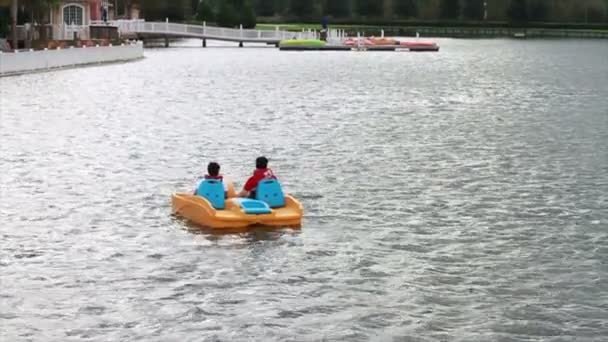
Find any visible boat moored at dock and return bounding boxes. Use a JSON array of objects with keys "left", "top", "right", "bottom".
[{"left": 279, "top": 32, "right": 439, "bottom": 52}]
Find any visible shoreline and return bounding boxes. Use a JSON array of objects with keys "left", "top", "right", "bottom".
[
  {"left": 0, "top": 56, "right": 144, "bottom": 78},
  {"left": 256, "top": 23, "right": 608, "bottom": 39},
  {"left": 0, "top": 42, "right": 144, "bottom": 77}
]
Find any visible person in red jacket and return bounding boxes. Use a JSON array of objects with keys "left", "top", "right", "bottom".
[{"left": 238, "top": 156, "right": 276, "bottom": 198}]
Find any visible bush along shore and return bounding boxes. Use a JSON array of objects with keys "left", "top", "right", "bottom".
[{"left": 254, "top": 20, "right": 608, "bottom": 39}]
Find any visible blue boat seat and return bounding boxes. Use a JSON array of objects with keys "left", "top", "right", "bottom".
[
  {"left": 233, "top": 198, "right": 272, "bottom": 215},
  {"left": 196, "top": 179, "right": 225, "bottom": 210},
  {"left": 255, "top": 179, "right": 286, "bottom": 208}
]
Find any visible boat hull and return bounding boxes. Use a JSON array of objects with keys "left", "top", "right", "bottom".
[{"left": 171, "top": 193, "right": 303, "bottom": 229}]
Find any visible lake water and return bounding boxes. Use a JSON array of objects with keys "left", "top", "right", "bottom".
[{"left": 1, "top": 38, "right": 607, "bottom": 341}]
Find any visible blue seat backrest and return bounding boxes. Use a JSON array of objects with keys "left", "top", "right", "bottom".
[
  {"left": 196, "top": 179, "right": 225, "bottom": 210},
  {"left": 255, "top": 178, "right": 285, "bottom": 208},
  {"left": 233, "top": 198, "right": 272, "bottom": 215}
]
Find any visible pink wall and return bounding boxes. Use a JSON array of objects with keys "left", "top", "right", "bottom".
[{"left": 90, "top": 0, "right": 101, "bottom": 21}]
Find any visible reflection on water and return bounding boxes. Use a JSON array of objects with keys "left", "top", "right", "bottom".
[
  {"left": 178, "top": 217, "right": 301, "bottom": 241},
  {"left": 1, "top": 38, "right": 608, "bottom": 341}
]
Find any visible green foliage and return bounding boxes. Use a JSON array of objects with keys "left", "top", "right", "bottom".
[
  {"left": 394, "top": 0, "right": 418, "bottom": 18},
  {"left": 213, "top": 0, "right": 257, "bottom": 27},
  {"left": 141, "top": 0, "right": 191, "bottom": 21},
  {"left": 440, "top": 0, "right": 461, "bottom": 19},
  {"left": 355, "top": 0, "right": 383, "bottom": 17},
  {"left": 133, "top": 0, "right": 608, "bottom": 25},
  {"left": 0, "top": 7, "right": 8, "bottom": 38},
  {"left": 585, "top": 6, "right": 605, "bottom": 23},
  {"left": 240, "top": 0, "right": 257, "bottom": 28},
  {"left": 289, "top": 0, "right": 314, "bottom": 18},
  {"left": 463, "top": 0, "right": 484, "bottom": 20},
  {"left": 507, "top": 0, "right": 528, "bottom": 23},
  {"left": 196, "top": 0, "right": 215, "bottom": 21},
  {"left": 528, "top": 0, "right": 547, "bottom": 21},
  {"left": 325, "top": 0, "right": 351, "bottom": 17},
  {"left": 191, "top": 0, "right": 199, "bottom": 15},
  {"left": 217, "top": 0, "right": 238, "bottom": 26},
  {"left": 255, "top": 0, "right": 276, "bottom": 16}
]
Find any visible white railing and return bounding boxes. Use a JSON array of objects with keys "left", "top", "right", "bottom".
[
  {"left": 16, "top": 25, "right": 27, "bottom": 40},
  {"left": 53, "top": 24, "right": 90, "bottom": 40},
  {"left": 15, "top": 20, "right": 321, "bottom": 43},
  {"left": 111, "top": 20, "right": 317, "bottom": 42},
  {"left": 16, "top": 24, "right": 89, "bottom": 41},
  {"left": 0, "top": 42, "right": 143, "bottom": 76}
]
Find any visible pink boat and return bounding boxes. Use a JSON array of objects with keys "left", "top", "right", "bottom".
[
  {"left": 342, "top": 37, "right": 439, "bottom": 52},
  {"left": 400, "top": 41, "right": 440, "bottom": 52}
]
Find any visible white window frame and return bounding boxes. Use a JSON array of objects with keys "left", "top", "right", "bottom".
[{"left": 62, "top": 4, "right": 85, "bottom": 26}]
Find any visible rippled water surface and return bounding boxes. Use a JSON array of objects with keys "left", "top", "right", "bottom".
[{"left": 2, "top": 39, "right": 608, "bottom": 341}]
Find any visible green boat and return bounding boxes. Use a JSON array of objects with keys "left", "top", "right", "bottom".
[{"left": 278, "top": 39, "right": 327, "bottom": 48}]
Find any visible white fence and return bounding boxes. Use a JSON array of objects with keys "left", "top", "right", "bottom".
[
  {"left": 0, "top": 42, "right": 143, "bottom": 76},
  {"left": 53, "top": 25, "right": 90, "bottom": 40},
  {"left": 15, "top": 20, "right": 319, "bottom": 44},
  {"left": 113, "top": 20, "right": 318, "bottom": 42}
]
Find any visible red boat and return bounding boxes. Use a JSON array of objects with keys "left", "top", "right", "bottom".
[{"left": 400, "top": 41, "right": 440, "bottom": 52}]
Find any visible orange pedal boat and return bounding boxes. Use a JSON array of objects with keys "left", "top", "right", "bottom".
[{"left": 172, "top": 178, "right": 303, "bottom": 229}]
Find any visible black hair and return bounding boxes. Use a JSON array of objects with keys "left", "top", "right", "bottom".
[
  {"left": 256, "top": 156, "right": 268, "bottom": 169},
  {"left": 207, "top": 162, "right": 220, "bottom": 176}
]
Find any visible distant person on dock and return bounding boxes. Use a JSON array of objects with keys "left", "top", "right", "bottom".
[
  {"left": 101, "top": 6, "right": 108, "bottom": 23},
  {"left": 320, "top": 16, "right": 328, "bottom": 41},
  {"left": 238, "top": 156, "right": 276, "bottom": 199},
  {"left": 195, "top": 162, "right": 227, "bottom": 198}
]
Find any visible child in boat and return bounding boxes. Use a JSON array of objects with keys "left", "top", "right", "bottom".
[
  {"left": 238, "top": 156, "right": 277, "bottom": 198},
  {"left": 195, "top": 162, "right": 228, "bottom": 198}
]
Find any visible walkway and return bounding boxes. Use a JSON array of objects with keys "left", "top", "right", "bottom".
[{"left": 112, "top": 20, "right": 318, "bottom": 45}]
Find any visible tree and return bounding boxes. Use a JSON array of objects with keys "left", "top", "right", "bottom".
[
  {"left": 115, "top": 0, "right": 137, "bottom": 19},
  {"left": 463, "top": 0, "right": 484, "bottom": 20},
  {"left": 585, "top": 4, "right": 605, "bottom": 23},
  {"left": 240, "top": 0, "right": 256, "bottom": 28},
  {"left": 28, "top": 0, "right": 61, "bottom": 42},
  {"left": 196, "top": 0, "right": 215, "bottom": 21},
  {"left": 528, "top": 0, "right": 547, "bottom": 21},
  {"left": 507, "top": 0, "right": 528, "bottom": 23},
  {"left": 394, "top": 0, "right": 418, "bottom": 18},
  {"left": 190, "top": 0, "right": 198, "bottom": 16},
  {"left": 289, "top": 0, "right": 314, "bottom": 18},
  {"left": 254, "top": 0, "right": 275, "bottom": 16},
  {"left": 325, "top": 0, "right": 350, "bottom": 17},
  {"left": 138, "top": 0, "right": 190, "bottom": 20},
  {"left": 216, "top": 0, "right": 237, "bottom": 26},
  {"left": 355, "top": 0, "right": 383, "bottom": 17},
  {"left": 0, "top": 7, "right": 8, "bottom": 38},
  {"left": 11, "top": 0, "right": 16, "bottom": 49},
  {"left": 166, "top": 0, "right": 191, "bottom": 20},
  {"left": 440, "top": 0, "right": 461, "bottom": 19}
]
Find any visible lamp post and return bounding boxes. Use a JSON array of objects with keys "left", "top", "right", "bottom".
[
  {"left": 484, "top": 1, "right": 488, "bottom": 21},
  {"left": 11, "top": 0, "right": 17, "bottom": 50}
]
